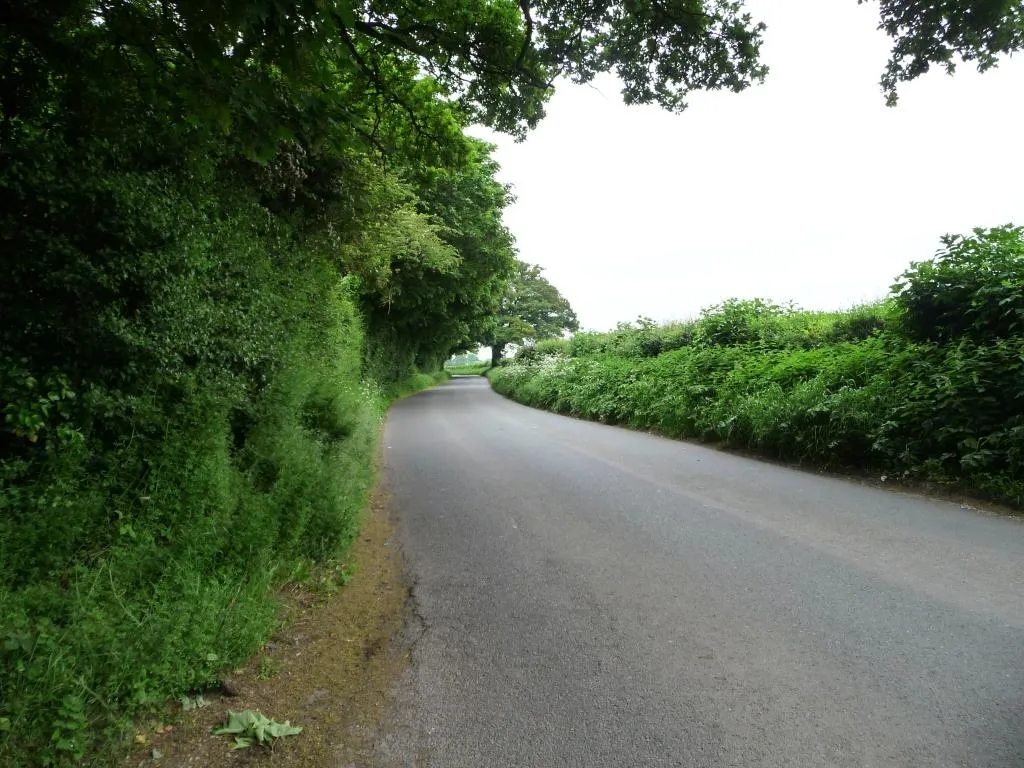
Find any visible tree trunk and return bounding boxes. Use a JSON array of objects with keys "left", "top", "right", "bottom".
[{"left": 490, "top": 344, "right": 504, "bottom": 367}]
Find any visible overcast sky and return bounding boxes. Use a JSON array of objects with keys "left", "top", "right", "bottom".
[{"left": 470, "top": 0, "right": 1024, "bottom": 332}]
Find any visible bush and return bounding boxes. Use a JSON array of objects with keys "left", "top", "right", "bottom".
[
  {"left": 874, "top": 337, "right": 1024, "bottom": 496},
  {"left": 445, "top": 362, "right": 491, "bottom": 375},
  {"left": 826, "top": 302, "right": 889, "bottom": 342},
  {"left": 891, "top": 226, "right": 1024, "bottom": 343},
  {"left": 534, "top": 338, "right": 572, "bottom": 357},
  {"left": 563, "top": 319, "right": 698, "bottom": 359},
  {"left": 694, "top": 298, "right": 785, "bottom": 347},
  {"left": 0, "top": 262, "right": 389, "bottom": 765},
  {"left": 490, "top": 332, "right": 1024, "bottom": 501},
  {"left": 559, "top": 303, "right": 889, "bottom": 361}
]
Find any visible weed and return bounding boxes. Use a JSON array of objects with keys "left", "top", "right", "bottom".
[
  {"left": 212, "top": 710, "right": 302, "bottom": 750},
  {"left": 256, "top": 656, "right": 280, "bottom": 681}
]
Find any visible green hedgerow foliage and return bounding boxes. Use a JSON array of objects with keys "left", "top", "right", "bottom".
[
  {"left": 559, "top": 304, "right": 889, "bottom": 363},
  {"left": 0, "top": 163, "right": 388, "bottom": 763},
  {"left": 490, "top": 227, "right": 1024, "bottom": 505},
  {"left": 891, "top": 225, "right": 1024, "bottom": 343},
  {"left": 0, "top": 4, "right": 512, "bottom": 763},
  {"left": 564, "top": 318, "right": 698, "bottom": 359},
  {"left": 695, "top": 298, "right": 786, "bottom": 347}
]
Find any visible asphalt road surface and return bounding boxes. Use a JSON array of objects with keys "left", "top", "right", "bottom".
[{"left": 377, "top": 376, "right": 1024, "bottom": 767}]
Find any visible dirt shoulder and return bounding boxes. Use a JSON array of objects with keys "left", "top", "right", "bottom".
[{"left": 126, "top": 488, "right": 410, "bottom": 768}]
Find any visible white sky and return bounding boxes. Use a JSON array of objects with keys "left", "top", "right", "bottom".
[{"left": 470, "top": 0, "right": 1024, "bottom": 332}]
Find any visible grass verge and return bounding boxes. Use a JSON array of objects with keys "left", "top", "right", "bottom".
[
  {"left": 123, "top": 485, "right": 411, "bottom": 768},
  {"left": 1, "top": 363, "right": 443, "bottom": 767}
]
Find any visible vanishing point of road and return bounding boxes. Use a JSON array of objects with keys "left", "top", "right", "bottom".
[{"left": 376, "top": 376, "right": 1024, "bottom": 767}]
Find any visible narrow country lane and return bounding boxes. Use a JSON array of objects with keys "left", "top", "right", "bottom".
[{"left": 375, "top": 376, "right": 1024, "bottom": 767}]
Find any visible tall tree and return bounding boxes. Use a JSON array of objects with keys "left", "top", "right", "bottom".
[
  {"left": 484, "top": 262, "right": 580, "bottom": 365},
  {"left": 354, "top": 140, "right": 519, "bottom": 375}
]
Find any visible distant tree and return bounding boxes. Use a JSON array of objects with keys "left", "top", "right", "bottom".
[
  {"left": 447, "top": 352, "right": 482, "bottom": 367},
  {"left": 483, "top": 262, "right": 579, "bottom": 366}
]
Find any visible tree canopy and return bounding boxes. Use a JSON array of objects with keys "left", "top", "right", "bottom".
[
  {"left": 6, "top": 0, "right": 1020, "bottom": 173},
  {"left": 871, "top": 0, "right": 1024, "bottom": 104},
  {"left": 483, "top": 262, "right": 580, "bottom": 364}
]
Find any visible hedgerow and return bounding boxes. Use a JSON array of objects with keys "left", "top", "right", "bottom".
[
  {"left": 491, "top": 227, "right": 1024, "bottom": 505},
  {"left": 0, "top": 4, "right": 512, "bottom": 763}
]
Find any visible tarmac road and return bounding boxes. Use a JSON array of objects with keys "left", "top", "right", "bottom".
[{"left": 376, "top": 376, "right": 1024, "bottom": 767}]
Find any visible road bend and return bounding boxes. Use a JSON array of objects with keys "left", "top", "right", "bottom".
[{"left": 375, "top": 376, "right": 1024, "bottom": 767}]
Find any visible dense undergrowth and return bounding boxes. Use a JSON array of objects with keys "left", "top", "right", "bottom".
[
  {"left": 0, "top": 240, "right": 450, "bottom": 766},
  {"left": 491, "top": 227, "right": 1024, "bottom": 505},
  {"left": 1, "top": 255, "right": 446, "bottom": 764}
]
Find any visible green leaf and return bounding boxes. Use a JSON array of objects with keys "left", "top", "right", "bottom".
[
  {"left": 335, "top": 2, "right": 356, "bottom": 28},
  {"left": 212, "top": 710, "right": 254, "bottom": 735},
  {"left": 267, "top": 720, "right": 303, "bottom": 738},
  {"left": 212, "top": 710, "right": 302, "bottom": 748}
]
